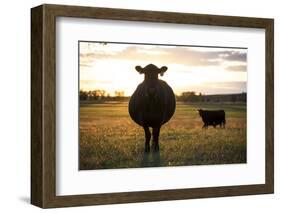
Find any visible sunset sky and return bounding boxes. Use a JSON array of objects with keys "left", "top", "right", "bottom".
[{"left": 79, "top": 42, "right": 247, "bottom": 96}]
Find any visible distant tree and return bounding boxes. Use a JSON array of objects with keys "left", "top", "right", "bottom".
[
  {"left": 88, "top": 90, "right": 97, "bottom": 100},
  {"left": 181, "top": 91, "right": 199, "bottom": 102},
  {"left": 198, "top": 92, "right": 203, "bottom": 102},
  {"left": 79, "top": 89, "right": 108, "bottom": 101},
  {"left": 80, "top": 89, "right": 131, "bottom": 102},
  {"left": 87, "top": 90, "right": 105, "bottom": 100},
  {"left": 99, "top": 90, "right": 106, "bottom": 98},
  {"left": 114, "top": 91, "right": 125, "bottom": 97},
  {"left": 79, "top": 90, "right": 88, "bottom": 101}
]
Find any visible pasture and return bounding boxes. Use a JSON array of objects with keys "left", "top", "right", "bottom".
[{"left": 79, "top": 101, "right": 246, "bottom": 170}]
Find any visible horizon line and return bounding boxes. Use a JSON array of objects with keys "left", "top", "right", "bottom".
[{"left": 79, "top": 91, "right": 247, "bottom": 96}]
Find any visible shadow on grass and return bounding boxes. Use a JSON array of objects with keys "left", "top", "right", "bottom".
[{"left": 140, "top": 151, "right": 162, "bottom": 168}]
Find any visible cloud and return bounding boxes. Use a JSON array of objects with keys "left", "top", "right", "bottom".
[
  {"left": 225, "top": 65, "right": 247, "bottom": 72},
  {"left": 80, "top": 43, "right": 247, "bottom": 70},
  {"left": 223, "top": 51, "right": 247, "bottom": 62}
]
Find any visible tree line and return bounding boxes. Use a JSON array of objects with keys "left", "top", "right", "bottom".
[
  {"left": 80, "top": 89, "right": 246, "bottom": 103},
  {"left": 79, "top": 90, "right": 128, "bottom": 101}
]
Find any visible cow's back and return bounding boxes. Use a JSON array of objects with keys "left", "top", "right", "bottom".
[
  {"left": 201, "top": 110, "right": 225, "bottom": 122},
  {"left": 129, "top": 80, "right": 176, "bottom": 127}
]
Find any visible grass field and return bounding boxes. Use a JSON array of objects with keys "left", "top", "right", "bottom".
[{"left": 79, "top": 101, "right": 246, "bottom": 170}]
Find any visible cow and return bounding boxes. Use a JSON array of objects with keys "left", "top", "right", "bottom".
[
  {"left": 129, "top": 64, "right": 176, "bottom": 153},
  {"left": 198, "top": 109, "right": 226, "bottom": 129}
]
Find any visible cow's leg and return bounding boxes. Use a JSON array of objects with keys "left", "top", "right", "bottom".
[
  {"left": 143, "top": 126, "right": 151, "bottom": 153},
  {"left": 152, "top": 126, "right": 160, "bottom": 152}
]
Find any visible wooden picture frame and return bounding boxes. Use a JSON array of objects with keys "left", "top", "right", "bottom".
[{"left": 31, "top": 4, "right": 274, "bottom": 208}]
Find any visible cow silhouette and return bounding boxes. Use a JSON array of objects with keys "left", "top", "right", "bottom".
[
  {"left": 129, "top": 64, "right": 176, "bottom": 153},
  {"left": 198, "top": 109, "right": 226, "bottom": 128}
]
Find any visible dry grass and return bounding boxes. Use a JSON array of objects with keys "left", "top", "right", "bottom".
[{"left": 79, "top": 102, "right": 246, "bottom": 170}]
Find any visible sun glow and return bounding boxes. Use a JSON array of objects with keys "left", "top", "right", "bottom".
[{"left": 80, "top": 42, "right": 247, "bottom": 96}]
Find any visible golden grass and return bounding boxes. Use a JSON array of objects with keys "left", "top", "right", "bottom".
[{"left": 79, "top": 102, "right": 246, "bottom": 170}]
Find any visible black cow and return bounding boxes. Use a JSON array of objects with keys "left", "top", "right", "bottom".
[
  {"left": 129, "top": 64, "right": 176, "bottom": 153},
  {"left": 198, "top": 109, "right": 226, "bottom": 128}
]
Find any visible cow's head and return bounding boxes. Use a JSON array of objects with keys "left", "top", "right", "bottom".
[
  {"left": 135, "top": 64, "right": 168, "bottom": 81},
  {"left": 135, "top": 64, "right": 168, "bottom": 100}
]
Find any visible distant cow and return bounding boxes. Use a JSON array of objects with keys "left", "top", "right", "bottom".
[
  {"left": 129, "top": 64, "right": 176, "bottom": 153},
  {"left": 198, "top": 109, "right": 226, "bottom": 128}
]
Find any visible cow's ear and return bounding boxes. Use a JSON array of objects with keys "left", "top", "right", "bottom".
[
  {"left": 159, "top": 66, "right": 168, "bottom": 76},
  {"left": 135, "top": 66, "right": 144, "bottom": 74}
]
